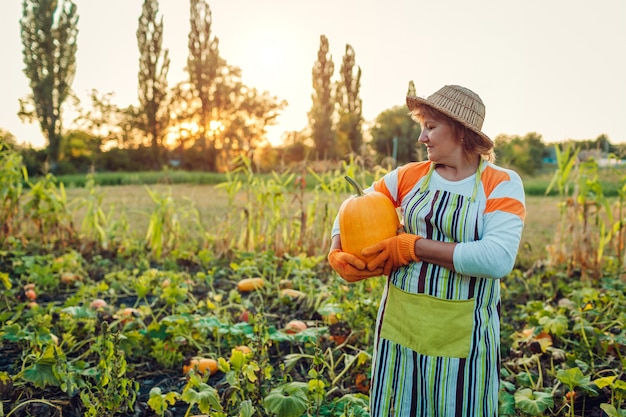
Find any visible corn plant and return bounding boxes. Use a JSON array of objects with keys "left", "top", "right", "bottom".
[
  {"left": 21, "top": 171, "right": 76, "bottom": 246},
  {"left": 144, "top": 186, "right": 202, "bottom": 259},
  {"left": 0, "top": 141, "right": 25, "bottom": 245},
  {"left": 546, "top": 144, "right": 626, "bottom": 279},
  {"left": 604, "top": 161, "right": 626, "bottom": 272},
  {"left": 212, "top": 154, "right": 390, "bottom": 258},
  {"left": 75, "top": 173, "right": 110, "bottom": 250}
]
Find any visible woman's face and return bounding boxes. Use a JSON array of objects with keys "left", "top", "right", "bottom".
[{"left": 418, "top": 117, "right": 463, "bottom": 163}]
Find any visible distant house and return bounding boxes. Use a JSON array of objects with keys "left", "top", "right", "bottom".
[
  {"left": 579, "top": 149, "right": 624, "bottom": 167},
  {"left": 543, "top": 147, "right": 557, "bottom": 165}
]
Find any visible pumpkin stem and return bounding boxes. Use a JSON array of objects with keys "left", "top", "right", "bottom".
[{"left": 344, "top": 176, "right": 364, "bottom": 196}]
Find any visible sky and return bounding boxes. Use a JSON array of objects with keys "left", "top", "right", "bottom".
[{"left": 1, "top": 0, "right": 625, "bottom": 149}]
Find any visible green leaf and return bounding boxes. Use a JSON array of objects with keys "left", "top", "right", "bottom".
[
  {"left": 229, "top": 348, "right": 245, "bottom": 371},
  {"left": 218, "top": 357, "right": 230, "bottom": 373},
  {"left": 500, "top": 380, "right": 515, "bottom": 392},
  {"left": 267, "top": 326, "right": 293, "bottom": 343},
  {"left": 593, "top": 376, "right": 616, "bottom": 389},
  {"left": 333, "top": 393, "right": 370, "bottom": 416},
  {"left": 538, "top": 314, "right": 568, "bottom": 336},
  {"left": 514, "top": 388, "right": 554, "bottom": 416},
  {"left": 264, "top": 383, "right": 308, "bottom": 417},
  {"left": 22, "top": 346, "right": 63, "bottom": 388},
  {"left": 515, "top": 371, "right": 534, "bottom": 388},
  {"left": 181, "top": 383, "right": 222, "bottom": 413},
  {"left": 294, "top": 326, "right": 327, "bottom": 342},
  {"left": 242, "top": 363, "right": 260, "bottom": 383},
  {"left": 0, "top": 272, "right": 11, "bottom": 290},
  {"left": 0, "top": 324, "right": 31, "bottom": 343},
  {"left": 147, "top": 387, "right": 180, "bottom": 416},
  {"left": 556, "top": 367, "right": 589, "bottom": 390},
  {"left": 599, "top": 403, "right": 624, "bottom": 417},
  {"left": 498, "top": 390, "right": 516, "bottom": 416},
  {"left": 239, "top": 399, "right": 255, "bottom": 417},
  {"left": 614, "top": 380, "right": 626, "bottom": 394},
  {"left": 308, "top": 379, "right": 326, "bottom": 397}
]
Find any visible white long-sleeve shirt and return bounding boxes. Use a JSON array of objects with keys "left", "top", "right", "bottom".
[{"left": 332, "top": 160, "right": 526, "bottom": 279}]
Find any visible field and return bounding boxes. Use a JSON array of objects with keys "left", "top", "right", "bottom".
[
  {"left": 1, "top": 161, "right": 625, "bottom": 417},
  {"left": 63, "top": 184, "right": 560, "bottom": 270}
]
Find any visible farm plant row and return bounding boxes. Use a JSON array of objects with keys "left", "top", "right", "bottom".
[{"left": 0, "top": 143, "right": 625, "bottom": 416}]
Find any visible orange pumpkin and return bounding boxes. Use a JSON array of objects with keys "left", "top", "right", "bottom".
[
  {"left": 339, "top": 176, "right": 400, "bottom": 263},
  {"left": 355, "top": 373, "right": 371, "bottom": 393},
  {"left": 234, "top": 345, "right": 252, "bottom": 354},
  {"left": 182, "top": 357, "right": 219, "bottom": 375},
  {"left": 237, "top": 277, "right": 265, "bottom": 292},
  {"left": 285, "top": 319, "right": 307, "bottom": 334}
]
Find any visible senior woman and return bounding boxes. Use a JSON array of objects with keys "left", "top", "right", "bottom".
[{"left": 328, "top": 85, "right": 526, "bottom": 416}]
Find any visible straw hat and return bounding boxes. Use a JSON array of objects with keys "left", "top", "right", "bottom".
[{"left": 406, "top": 85, "right": 492, "bottom": 145}]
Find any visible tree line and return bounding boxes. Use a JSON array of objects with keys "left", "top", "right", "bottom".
[{"left": 3, "top": 0, "right": 624, "bottom": 177}]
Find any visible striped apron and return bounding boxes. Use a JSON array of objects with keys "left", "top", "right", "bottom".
[{"left": 369, "top": 163, "right": 500, "bottom": 417}]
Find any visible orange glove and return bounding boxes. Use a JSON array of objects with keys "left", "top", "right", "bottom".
[
  {"left": 362, "top": 233, "right": 422, "bottom": 276},
  {"left": 328, "top": 249, "right": 384, "bottom": 283}
]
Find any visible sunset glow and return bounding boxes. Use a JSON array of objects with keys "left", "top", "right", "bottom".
[{"left": 0, "top": 0, "right": 625, "bottom": 147}]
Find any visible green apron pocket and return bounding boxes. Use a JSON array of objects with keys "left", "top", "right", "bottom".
[{"left": 380, "top": 284, "right": 475, "bottom": 358}]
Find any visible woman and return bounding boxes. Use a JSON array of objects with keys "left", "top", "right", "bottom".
[{"left": 328, "top": 85, "right": 526, "bottom": 416}]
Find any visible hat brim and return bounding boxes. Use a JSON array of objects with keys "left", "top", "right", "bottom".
[{"left": 406, "top": 95, "right": 493, "bottom": 145}]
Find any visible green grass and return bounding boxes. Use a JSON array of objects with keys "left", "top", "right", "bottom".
[{"left": 56, "top": 170, "right": 226, "bottom": 188}]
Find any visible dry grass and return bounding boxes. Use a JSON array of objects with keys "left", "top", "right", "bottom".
[
  {"left": 66, "top": 184, "right": 232, "bottom": 238},
  {"left": 64, "top": 185, "right": 561, "bottom": 268},
  {"left": 518, "top": 195, "right": 562, "bottom": 268}
]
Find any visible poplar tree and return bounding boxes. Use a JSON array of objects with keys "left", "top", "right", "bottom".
[
  {"left": 308, "top": 35, "right": 335, "bottom": 159},
  {"left": 335, "top": 44, "right": 363, "bottom": 157},
  {"left": 19, "top": 0, "right": 78, "bottom": 171},
  {"left": 188, "top": 0, "right": 221, "bottom": 170},
  {"left": 137, "top": 0, "right": 170, "bottom": 167},
  {"left": 370, "top": 105, "right": 421, "bottom": 164}
]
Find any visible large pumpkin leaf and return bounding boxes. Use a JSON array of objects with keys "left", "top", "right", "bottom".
[
  {"left": 1, "top": 323, "right": 32, "bottom": 343},
  {"left": 515, "top": 371, "right": 534, "bottom": 388},
  {"left": 334, "top": 393, "right": 370, "bottom": 417},
  {"left": 538, "top": 314, "right": 568, "bottom": 336},
  {"left": 239, "top": 399, "right": 255, "bottom": 417},
  {"left": 556, "top": 367, "right": 589, "bottom": 390},
  {"left": 147, "top": 387, "right": 180, "bottom": 415},
  {"left": 22, "top": 345, "right": 63, "bottom": 388},
  {"left": 181, "top": 383, "right": 222, "bottom": 413},
  {"left": 514, "top": 388, "right": 554, "bottom": 415},
  {"left": 264, "top": 382, "right": 308, "bottom": 417},
  {"left": 600, "top": 403, "right": 626, "bottom": 417},
  {"left": 593, "top": 375, "right": 616, "bottom": 389},
  {"left": 499, "top": 390, "right": 516, "bottom": 416}
]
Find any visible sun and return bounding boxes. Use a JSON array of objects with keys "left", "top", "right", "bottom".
[{"left": 164, "top": 121, "right": 200, "bottom": 149}]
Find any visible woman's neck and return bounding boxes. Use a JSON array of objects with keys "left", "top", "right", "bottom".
[{"left": 434, "top": 156, "right": 481, "bottom": 181}]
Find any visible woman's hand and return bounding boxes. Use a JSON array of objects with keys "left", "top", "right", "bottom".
[
  {"left": 362, "top": 233, "right": 422, "bottom": 275},
  {"left": 328, "top": 249, "right": 384, "bottom": 282}
]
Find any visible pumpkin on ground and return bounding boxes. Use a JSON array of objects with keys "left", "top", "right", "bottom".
[
  {"left": 279, "top": 288, "right": 306, "bottom": 299},
  {"left": 284, "top": 320, "right": 307, "bottom": 334},
  {"left": 183, "top": 357, "right": 219, "bottom": 376},
  {"left": 339, "top": 176, "right": 400, "bottom": 263},
  {"left": 237, "top": 277, "right": 265, "bottom": 292},
  {"left": 234, "top": 345, "right": 252, "bottom": 354}
]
